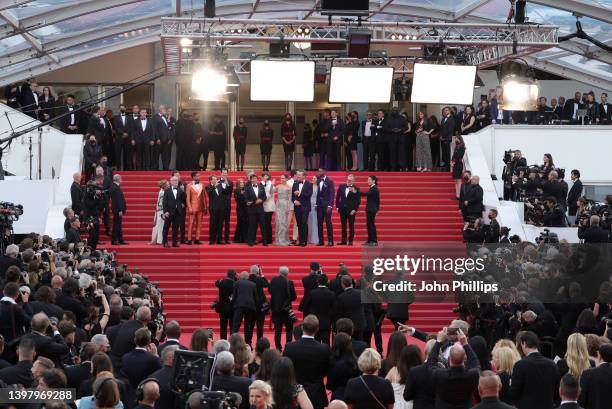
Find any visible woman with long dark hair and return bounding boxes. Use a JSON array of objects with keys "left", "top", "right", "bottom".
[
  {"left": 452, "top": 136, "right": 466, "bottom": 198},
  {"left": 260, "top": 120, "right": 273, "bottom": 171},
  {"left": 281, "top": 113, "right": 297, "bottom": 171},
  {"left": 303, "top": 123, "right": 315, "bottom": 171},
  {"left": 270, "top": 357, "right": 314, "bottom": 409},
  {"left": 327, "top": 332, "right": 360, "bottom": 401},
  {"left": 40, "top": 86, "right": 55, "bottom": 121},
  {"left": 255, "top": 348, "right": 281, "bottom": 382},
  {"left": 477, "top": 100, "right": 492, "bottom": 130},
  {"left": 414, "top": 111, "right": 433, "bottom": 172},
  {"left": 461, "top": 105, "right": 477, "bottom": 135},
  {"left": 542, "top": 153, "right": 555, "bottom": 178},
  {"left": 233, "top": 178, "right": 248, "bottom": 243},
  {"left": 385, "top": 345, "right": 423, "bottom": 409},
  {"left": 428, "top": 115, "right": 440, "bottom": 168},
  {"left": 380, "top": 331, "right": 408, "bottom": 378}
]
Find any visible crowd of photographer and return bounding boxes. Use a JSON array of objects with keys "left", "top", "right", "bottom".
[{"left": 0, "top": 233, "right": 166, "bottom": 409}]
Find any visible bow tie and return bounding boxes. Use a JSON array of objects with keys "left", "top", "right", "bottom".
[
  {"left": 194, "top": 182, "right": 199, "bottom": 185},
  {"left": 172, "top": 187, "right": 177, "bottom": 190},
  {"left": 252, "top": 184, "right": 258, "bottom": 187}
]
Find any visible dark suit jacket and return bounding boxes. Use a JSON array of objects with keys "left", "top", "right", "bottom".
[
  {"left": 510, "top": 352, "right": 559, "bottom": 409},
  {"left": 22, "top": 332, "right": 69, "bottom": 366},
  {"left": 20, "top": 87, "right": 39, "bottom": 118},
  {"left": 216, "top": 278, "right": 235, "bottom": 314},
  {"left": 210, "top": 373, "right": 252, "bottom": 409},
  {"left": 114, "top": 113, "right": 130, "bottom": 139},
  {"left": 0, "top": 301, "right": 31, "bottom": 343},
  {"left": 542, "top": 181, "right": 567, "bottom": 207},
  {"left": 578, "top": 226, "right": 610, "bottom": 243},
  {"left": 244, "top": 183, "right": 266, "bottom": 214},
  {"left": 283, "top": 337, "right": 331, "bottom": 409},
  {"left": 70, "top": 181, "right": 83, "bottom": 215},
  {"left": 579, "top": 362, "right": 612, "bottom": 409},
  {"left": 163, "top": 186, "right": 186, "bottom": 216},
  {"left": 464, "top": 184, "right": 484, "bottom": 215},
  {"left": 110, "top": 183, "right": 126, "bottom": 214},
  {"left": 64, "top": 361, "right": 91, "bottom": 390},
  {"left": 152, "top": 113, "right": 172, "bottom": 143},
  {"left": 109, "top": 319, "right": 145, "bottom": 369},
  {"left": 0, "top": 360, "right": 33, "bottom": 387},
  {"left": 58, "top": 105, "right": 79, "bottom": 132},
  {"left": 316, "top": 176, "right": 335, "bottom": 208},
  {"left": 268, "top": 275, "right": 296, "bottom": 313},
  {"left": 336, "top": 288, "right": 366, "bottom": 333},
  {"left": 599, "top": 102, "right": 612, "bottom": 123},
  {"left": 471, "top": 397, "right": 517, "bottom": 409},
  {"left": 292, "top": 180, "right": 313, "bottom": 216},
  {"left": 439, "top": 115, "right": 456, "bottom": 141},
  {"left": 232, "top": 279, "right": 258, "bottom": 311},
  {"left": 0, "top": 255, "right": 23, "bottom": 281},
  {"left": 150, "top": 365, "right": 176, "bottom": 409},
  {"left": 121, "top": 348, "right": 162, "bottom": 389},
  {"left": 404, "top": 363, "right": 436, "bottom": 409},
  {"left": 427, "top": 341, "right": 480, "bottom": 409},
  {"left": 556, "top": 403, "right": 582, "bottom": 409},
  {"left": 302, "top": 286, "right": 336, "bottom": 330},
  {"left": 207, "top": 184, "right": 225, "bottom": 211},
  {"left": 133, "top": 117, "right": 154, "bottom": 144},
  {"left": 87, "top": 115, "right": 107, "bottom": 143},
  {"left": 336, "top": 184, "right": 361, "bottom": 213},
  {"left": 55, "top": 292, "right": 86, "bottom": 327},
  {"left": 157, "top": 339, "right": 187, "bottom": 356},
  {"left": 362, "top": 185, "right": 380, "bottom": 213},
  {"left": 562, "top": 99, "right": 585, "bottom": 120},
  {"left": 567, "top": 180, "right": 583, "bottom": 215},
  {"left": 83, "top": 141, "right": 102, "bottom": 167}
]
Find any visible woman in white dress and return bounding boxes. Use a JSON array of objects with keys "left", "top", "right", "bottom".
[
  {"left": 307, "top": 175, "right": 319, "bottom": 245},
  {"left": 150, "top": 179, "right": 168, "bottom": 245},
  {"left": 385, "top": 344, "right": 423, "bottom": 409}
]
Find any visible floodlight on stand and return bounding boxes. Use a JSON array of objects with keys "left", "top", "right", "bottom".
[
  {"left": 501, "top": 74, "right": 539, "bottom": 111},
  {"left": 191, "top": 64, "right": 228, "bottom": 101}
]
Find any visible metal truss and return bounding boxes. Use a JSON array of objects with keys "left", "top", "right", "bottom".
[{"left": 161, "top": 17, "right": 558, "bottom": 76}]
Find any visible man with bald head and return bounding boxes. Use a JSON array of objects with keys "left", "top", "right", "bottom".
[
  {"left": 464, "top": 175, "right": 484, "bottom": 220},
  {"left": 328, "top": 400, "right": 348, "bottom": 409},
  {"left": 426, "top": 327, "right": 480, "bottom": 409},
  {"left": 24, "top": 312, "right": 69, "bottom": 366},
  {"left": 151, "top": 345, "right": 178, "bottom": 409},
  {"left": 472, "top": 371, "right": 516, "bottom": 409},
  {"left": 134, "top": 378, "right": 161, "bottom": 409},
  {"left": 70, "top": 172, "right": 83, "bottom": 216}
]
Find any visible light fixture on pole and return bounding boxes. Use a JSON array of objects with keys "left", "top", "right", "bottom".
[
  {"left": 499, "top": 59, "right": 539, "bottom": 111},
  {"left": 293, "top": 28, "right": 311, "bottom": 50}
]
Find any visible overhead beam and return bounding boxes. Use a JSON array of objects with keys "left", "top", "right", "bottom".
[
  {"left": 0, "top": 9, "right": 59, "bottom": 63},
  {"left": 557, "top": 38, "right": 612, "bottom": 65},
  {"left": 524, "top": 56, "right": 612, "bottom": 91},
  {"left": 248, "top": 0, "right": 261, "bottom": 19},
  {"left": 368, "top": 0, "right": 395, "bottom": 19},
  {"left": 453, "top": 0, "right": 492, "bottom": 21},
  {"left": 303, "top": 1, "right": 320, "bottom": 20},
  {"left": 0, "top": 0, "right": 34, "bottom": 12},
  {"left": 529, "top": 0, "right": 612, "bottom": 24},
  {"left": 0, "top": 0, "right": 145, "bottom": 40}
]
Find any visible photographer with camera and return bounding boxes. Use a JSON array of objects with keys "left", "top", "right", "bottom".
[
  {"left": 463, "top": 217, "right": 485, "bottom": 243},
  {"left": 542, "top": 196, "right": 566, "bottom": 227},
  {"left": 82, "top": 174, "right": 107, "bottom": 250},
  {"left": 542, "top": 170, "right": 568, "bottom": 211},
  {"left": 109, "top": 174, "right": 128, "bottom": 245},
  {"left": 65, "top": 216, "right": 82, "bottom": 245},
  {"left": 0, "top": 282, "right": 31, "bottom": 343},
  {"left": 23, "top": 312, "right": 70, "bottom": 367},
  {"left": 484, "top": 209, "right": 501, "bottom": 243},
  {"left": 83, "top": 135, "right": 102, "bottom": 181},
  {"left": 503, "top": 150, "right": 527, "bottom": 200},
  {"left": 567, "top": 169, "right": 583, "bottom": 222},
  {"left": 578, "top": 215, "right": 611, "bottom": 243}
]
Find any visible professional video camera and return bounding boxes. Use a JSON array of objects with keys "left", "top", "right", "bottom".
[
  {"left": 0, "top": 202, "right": 24, "bottom": 225},
  {"left": 199, "top": 391, "right": 242, "bottom": 409},
  {"left": 85, "top": 181, "right": 108, "bottom": 197},
  {"left": 536, "top": 228, "right": 559, "bottom": 244},
  {"left": 579, "top": 200, "right": 611, "bottom": 230}
]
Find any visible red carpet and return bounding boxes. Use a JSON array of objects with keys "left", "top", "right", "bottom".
[{"left": 108, "top": 171, "right": 461, "bottom": 335}]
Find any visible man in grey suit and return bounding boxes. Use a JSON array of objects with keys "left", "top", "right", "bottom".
[{"left": 231, "top": 271, "right": 259, "bottom": 345}]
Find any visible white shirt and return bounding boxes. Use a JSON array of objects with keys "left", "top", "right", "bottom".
[
  {"left": 345, "top": 185, "right": 351, "bottom": 197},
  {"left": 252, "top": 184, "right": 259, "bottom": 196},
  {"left": 32, "top": 91, "right": 38, "bottom": 105},
  {"left": 573, "top": 101, "right": 580, "bottom": 119},
  {"left": 319, "top": 177, "right": 325, "bottom": 191},
  {"left": 298, "top": 182, "right": 304, "bottom": 195},
  {"left": 160, "top": 113, "right": 168, "bottom": 126},
  {"left": 497, "top": 108, "right": 503, "bottom": 121},
  {"left": 141, "top": 118, "right": 147, "bottom": 131},
  {"left": 121, "top": 114, "right": 126, "bottom": 126},
  {"left": 172, "top": 186, "right": 178, "bottom": 199},
  {"left": 68, "top": 105, "right": 75, "bottom": 125},
  {"left": 604, "top": 104, "right": 608, "bottom": 113},
  {"left": 99, "top": 117, "right": 105, "bottom": 128},
  {"left": 364, "top": 120, "right": 372, "bottom": 137},
  {"left": 0, "top": 296, "right": 16, "bottom": 304}
]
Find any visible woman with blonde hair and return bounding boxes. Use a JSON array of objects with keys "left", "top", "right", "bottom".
[
  {"left": 557, "top": 332, "right": 592, "bottom": 380},
  {"left": 249, "top": 380, "right": 273, "bottom": 409},
  {"left": 150, "top": 179, "right": 168, "bottom": 244},
  {"left": 491, "top": 346, "right": 520, "bottom": 404},
  {"left": 344, "top": 348, "right": 395, "bottom": 409}
]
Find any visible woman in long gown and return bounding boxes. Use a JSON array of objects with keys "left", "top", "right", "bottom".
[
  {"left": 150, "top": 179, "right": 168, "bottom": 245},
  {"left": 414, "top": 111, "right": 433, "bottom": 172},
  {"left": 307, "top": 175, "right": 319, "bottom": 245},
  {"left": 275, "top": 175, "right": 293, "bottom": 246},
  {"left": 234, "top": 178, "right": 248, "bottom": 243}
]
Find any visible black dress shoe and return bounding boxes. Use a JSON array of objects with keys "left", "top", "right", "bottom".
[
  {"left": 180, "top": 240, "right": 187, "bottom": 244},
  {"left": 186, "top": 240, "right": 192, "bottom": 245},
  {"left": 348, "top": 241, "right": 353, "bottom": 246},
  {"left": 317, "top": 243, "right": 324, "bottom": 247},
  {"left": 299, "top": 243, "right": 307, "bottom": 247},
  {"left": 111, "top": 241, "right": 119, "bottom": 245},
  {"left": 327, "top": 242, "right": 334, "bottom": 247},
  {"left": 338, "top": 242, "right": 347, "bottom": 246},
  {"left": 194, "top": 240, "right": 201, "bottom": 244},
  {"left": 119, "top": 241, "right": 128, "bottom": 245},
  {"left": 172, "top": 243, "right": 180, "bottom": 247},
  {"left": 248, "top": 243, "right": 255, "bottom": 247},
  {"left": 263, "top": 243, "right": 269, "bottom": 247},
  {"left": 163, "top": 243, "right": 170, "bottom": 248},
  {"left": 224, "top": 240, "right": 231, "bottom": 244}
]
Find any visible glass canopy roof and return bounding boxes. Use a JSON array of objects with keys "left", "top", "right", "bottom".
[{"left": 0, "top": 0, "right": 610, "bottom": 88}]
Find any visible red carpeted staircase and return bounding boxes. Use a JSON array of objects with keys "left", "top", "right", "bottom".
[{"left": 108, "top": 171, "right": 461, "bottom": 335}]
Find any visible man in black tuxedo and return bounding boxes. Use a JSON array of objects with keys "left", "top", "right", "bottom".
[
  {"left": 268, "top": 266, "right": 297, "bottom": 350},
  {"left": 150, "top": 344, "right": 178, "bottom": 409},
  {"left": 125, "top": 105, "right": 140, "bottom": 169},
  {"left": 209, "top": 115, "right": 227, "bottom": 170},
  {"left": 579, "top": 343, "right": 612, "bottom": 409},
  {"left": 562, "top": 91, "right": 585, "bottom": 122},
  {"left": 385, "top": 107, "right": 406, "bottom": 171},
  {"left": 578, "top": 215, "right": 610, "bottom": 243},
  {"left": 87, "top": 106, "right": 107, "bottom": 144},
  {"left": 132, "top": 109, "right": 154, "bottom": 171},
  {"left": 231, "top": 271, "right": 258, "bottom": 345},
  {"left": 336, "top": 174, "right": 360, "bottom": 246},
  {"left": 301, "top": 274, "right": 336, "bottom": 345},
  {"left": 19, "top": 80, "right": 40, "bottom": 119},
  {"left": 248, "top": 264, "right": 269, "bottom": 344},
  {"left": 152, "top": 104, "right": 173, "bottom": 171},
  {"left": 283, "top": 315, "right": 331, "bottom": 409},
  {"left": 373, "top": 110, "right": 387, "bottom": 171},
  {"left": 336, "top": 275, "right": 365, "bottom": 341},
  {"left": 599, "top": 92, "right": 612, "bottom": 124},
  {"left": 120, "top": 328, "right": 162, "bottom": 389},
  {"left": 245, "top": 173, "right": 268, "bottom": 246},
  {"left": 510, "top": 331, "right": 559, "bottom": 409},
  {"left": 404, "top": 339, "right": 437, "bottom": 409},
  {"left": 361, "top": 111, "right": 375, "bottom": 171},
  {"left": 83, "top": 135, "right": 102, "bottom": 181},
  {"left": 557, "top": 374, "right": 582, "bottom": 409},
  {"left": 316, "top": 168, "right": 335, "bottom": 246},
  {"left": 464, "top": 175, "right": 484, "bottom": 220},
  {"left": 215, "top": 270, "right": 236, "bottom": 340},
  {"left": 542, "top": 171, "right": 568, "bottom": 210},
  {"left": 471, "top": 371, "right": 517, "bottom": 409},
  {"left": 157, "top": 321, "right": 187, "bottom": 356},
  {"left": 439, "top": 107, "right": 456, "bottom": 170},
  {"left": 58, "top": 94, "right": 79, "bottom": 134},
  {"left": 362, "top": 175, "right": 380, "bottom": 246},
  {"left": 211, "top": 351, "right": 252, "bottom": 409},
  {"left": 65, "top": 343, "right": 95, "bottom": 390},
  {"left": 292, "top": 170, "right": 313, "bottom": 246},
  {"left": 23, "top": 313, "right": 69, "bottom": 367},
  {"left": 298, "top": 262, "right": 323, "bottom": 313},
  {"left": 219, "top": 169, "right": 234, "bottom": 244},
  {"left": 70, "top": 172, "right": 83, "bottom": 216},
  {"left": 171, "top": 171, "right": 187, "bottom": 244},
  {"left": 109, "top": 306, "right": 151, "bottom": 370},
  {"left": 207, "top": 175, "right": 224, "bottom": 245},
  {"left": 427, "top": 327, "right": 479, "bottom": 409},
  {"left": 567, "top": 169, "right": 583, "bottom": 218},
  {"left": 113, "top": 104, "right": 132, "bottom": 170},
  {"left": 66, "top": 216, "right": 82, "bottom": 245},
  {"left": 0, "top": 338, "right": 34, "bottom": 387},
  {"left": 162, "top": 176, "right": 186, "bottom": 248},
  {"left": 0, "top": 283, "right": 31, "bottom": 344},
  {"left": 109, "top": 174, "right": 127, "bottom": 245},
  {"left": 335, "top": 318, "right": 367, "bottom": 358},
  {"left": 326, "top": 110, "right": 345, "bottom": 171}
]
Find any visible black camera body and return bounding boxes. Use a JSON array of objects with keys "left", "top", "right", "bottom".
[
  {"left": 536, "top": 228, "right": 559, "bottom": 244},
  {"left": 201, "top": 391, "right": 241, "bottom": 409}
]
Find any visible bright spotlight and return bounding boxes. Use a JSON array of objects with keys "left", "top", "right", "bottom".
[
  {"left": 192, "top": 65, "right": 228, "bottom": 101},
  {"left": 180, "top": 37, "right": 193, "bottom": 47},
  {"left": 501, "top": 75, "right": 539, "bottom": 111}
]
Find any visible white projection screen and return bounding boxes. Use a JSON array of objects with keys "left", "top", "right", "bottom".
[
  {"left": 250, "top": 60, "right": 315, "bottom": 102},
  {"left": 328, "top": 66, "right": 394, "bottom": 103},
  {"left": 411, "top": 63, "right": 477, "bottom": 105}
]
